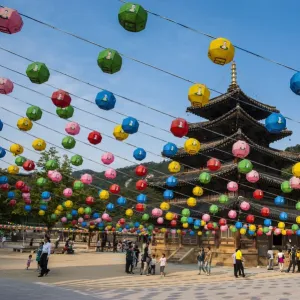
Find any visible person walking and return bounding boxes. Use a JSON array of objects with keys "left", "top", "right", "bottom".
[
  {"left": 267, "top": 248, "right": 274, "bottom": 270},
  {"left": 1, "top": 235, "right": 6, "bottom": 248},
  {"left": 159, "top": 253, "right": 167, "bottom": 277},
  {"left": 232, "top": 249, "right": 238, "bottom": 278},
  {"left": 235, "top": 248, "right": 245, "bottom": 278},
  {"left": 150, "top": 254, "right": 157, "bottom": 275},
  {"left": 204, "top": 247, "right": 212, "bottom": 276},
  {"left": 125, "top": 245, "right": 134, "bottom": 274},
  {"left": 133, "top": 245, "right": 140, "bottom": 267},
  {"left": 38, "top": 236, "right": 51, "bottom": 277},
  {"left": 277, "top": 249, "right": 285, "bottom": 272},
  {"left": 96, "top": 240, "right": 101, "bottom": 252},
  {"left": 36, "top": 242, "right": 44, "bottom": 271},
  {"left": 197, "top": 248, "right": 206, "bottom": 275},
  {"left": 286, "top": 247, "right": 297, "bottom": 273}
]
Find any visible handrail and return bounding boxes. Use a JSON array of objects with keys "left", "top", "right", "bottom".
[{"left": 178, "top": 247, "right": 195, "bottom": 263}]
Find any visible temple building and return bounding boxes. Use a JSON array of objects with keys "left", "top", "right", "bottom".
[{"left": 149, "top": 62, "right": 300, "bottom": 264}]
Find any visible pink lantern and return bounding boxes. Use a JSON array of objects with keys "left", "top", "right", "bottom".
[
  {"left": 123, "top": 228, "right": 128, "bottom": 233},
  {"left": 102, "top": 213, "right": 110, "bottom": 221},
  {"left": 80, "top": 173, "right": 93, "bottom": 185},
  {"left": 202, "top": 214, "right": 210, "bottom": 222},
  {"left": 0, "top": 8, "right": 23, "bottom": 34},
  {"left": 266, "top": 231, "right": 272, "bottom": 236},
  {"left": 152, "top": 208, "right": 163, "bottom": 218},
  {"left": 24, "top": 199, "right": 31, "bottom": 205},
  {"left": 65, "top": 122, "right": 80, "bottom": 135},
  {"left": 47, "top": 170, "right": 54, "bottom": 178},
  {"left": 51, "top": 171, "right": 62, "bottom": 183},
  {"left": 232, "top": 140, "right": 250, "bottom": 158},
  {"left": 171, "top": 229, "right": 176, "bottom": 235},
  {"left": 240, "top": 201, "right": 250, "bottom": 211},
  {"left": 227, "top": 181, "right": 238, "bottom": 192},
  {"left": 246, "top": 170, "right": 260, "bottom": 183},
  {"left": 105, "top": 168, "right": 117, "bottom": 179},
  {"left": 84, "top": 214, "right": 90, "bottom": 220},
  {"left": 101, "top": 152, "right": 115, "bottom": 165},
  {"left": 78, "top": 217, "right": 84, "bottom": 223},
  {"left": 220, "top": 225, "right": 228, "bottom": 232},
  {"left": 95, "top": 218, "right": 102, "bottom": 223},
  {"left": 61, "top": 217, "right": 67, "bottom": 223},
  {"left": 228, "top": 210, "right": 237, "bottom": 219},
  {"left": 157, "top": 217, "right": 164, "bottom": 224},
  {"left": 290, "top": 176, "right": 300, "bottom": 190},
  {"left": 63, "top": 188, "right": 73, "bottom": 198},
  {"left": 0, "top": 77, "right": 14, "bottom": 94},
  {"left": 22, "top": 193, "right": 30, "bottom": 200},
  {"left": 274, "top": 228, "right": 281, "bottom": 235}
]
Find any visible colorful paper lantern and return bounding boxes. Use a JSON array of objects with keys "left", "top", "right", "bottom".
[
  {"left": 162, "top": 142, "right": 178, "bottom": 157},
  {"left": 209, "top": 204, "right": 219, "bottom": 214},
  {"left": 168, "top": 161, "right": 181, "bottom": 173},
  {"left": 0, "top": 77, "right": 14, "bottom": 94},
  {"left": 227, "top": 181, "right": 238, "bottom": 192},
  {"left": 26, "top": 105, "right": 42, "bottom": 121},
  {"left": 238, "top": 159, "right": 253, "bottom": 174},
  {"left": 97, "top": 49, "right": 122, "bottom": 74},
  {"left": 109, "top": 184, "right": 120, "bottom": 194},
  {"left": 133, "top": 147, "right": 146, "bottom": 160},
  {"left": 246, "top": 170, "right": 260, "bottom": 183},
  {"left": 160, "top": 202, "right": 170, "bottom": 211},
  {"left": 73, "top": 180, "right": 84, "bottom": 190},
  {"left": 279, "top": 212, "right": 288, "bottom": 221},
  {"left": 246, "top": 214, "right": 255, "bottom": 224},
  {"left": 81, "top": 173, "right": 93, "bottom": 185},
  {"left": 56, "top": 106, "right": 74, "bottom": 119},
  {"left": 152, "top": 208, "right": 163, "bottom": 217},
  {"left": 281, "top": 180, "right": 293, "bottom": 193},
  {"left": 15, "top": 156, "right": 26, "bottom": 167},
  {"left": 219, "top": 194, "right": 228, "bottom": 204},
  {"left": 253, "top": 189, "right": 264, "bottom": 200},
  {"left": 261, "top": 207, "right": 270, "bottom": 217},
  {"left": 199, "top": 172, "right": 211, "bottom": 184},
  {"left": 65, "top": 122, "right": 80, "bottom": 135},
  {"left": 188, "top": 83, "right": 210, "bottom": 107},
  {"left": 170, "top": 118, "right": 189, "bottom": 138},
  {"left": 113, "top": 124, "right": 129, "bottom": 141},
  {"left": 208, "top": 37, "right": 235, "bottom": 65},
  {"left": 290, "top": 176, "right": 300, "bottom": 189},
  {"left": 240, "top": 201, "right": 250, "bottom": 211},
  {"left": 232, "top": 140, "right": 250, "bottom": 158},
  {"left": 166, "top": 176, "right": 178, "bottom": 187},
  {"left": 7, "top": 165, "right": 19, "bottom": 174},
  {"left": 101, "top": 152, "right": 114, "bottom": 165},
  {"left": 136, "top": 203, "right": 145, "bottom": 212},
  {"left": 26, "top": 62, "right": 50, "bottom": 84},
  {"left": 136, "top": 179, "right": 147, "bottom": 191},
  {"left": 187, "top": 197, "right": 197, "bottom": 207},
  {"left": 274, "top": 196, "right": 285, "bottom": 206},
  {"left": 95, "top": 90, "right": 116, "bottom": 110},
  {"left": 23, "top": 160, "right": 35, "bottom": 171},
  {"left": 71, "top": 154, "right": 83, "bottom": 166},
  {"left": 0, "top": 7, "right": 23, "bottom": 34},
  {"left": 122, "top": 117, "right": 139, "bottom": 134},
  {"left": 105, "top": 168, "right": 117, "bottom": 179},
  {"left": 207, "top": 158, "right": 221, "bottom": 171},
  {"left": 32, "top": 138, "right": 46, "bottom": 151},
  {"left": 228, "top": 210, "right": 237, "bottom": 219},
  {"left": 17, "top": 117, "right": 33, "bottom": 131},
  {"left": 10, "top": 143, "right": 23, "bottom": 156},
  {"left": 99, "top": 190, "right": 109, "bottom": 200},
  {"left": 184, "top": 138, "right": 200, "bottom": 155},
  {"left": 63, "top": 188, "right": 73, "bottom": 198},
  {"left": 45, "top": 159, "right": 59, "bottom": 171},
  {"left": 0, "top": 147, "right": 6, "bottom": 158},
  {"left": 87, "top": 131, "right": 102, "bottom": 145},
  {"left": 265, "top": 113, "right": 286, "bottom": 133},
  {"left": 192, "top": 186, "right": 203, "bottom": 196},
  {"left": 125, "top": 208, "right": 133, "bottom": 217},
  {"left": 51, "top": 90, "right": 71, "bottom": 108},
  {"left": 290, "top": 72, "right": 300, "bottom": 95},
  {"left": 62, "top": 136, "right": 76, "bottom": 149},
  {"left": 135, "top": 165, "right": 147, "bottom": 176},
  {"left": 117, "top": 197, "right": 127, "bottom": 206}
]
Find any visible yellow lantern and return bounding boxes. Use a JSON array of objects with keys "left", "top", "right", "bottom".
[
  {"left": 278, "top": 222, "right": 285, "bottom": 229},
  {"left": 65, "top": 200, "right": 73, "bottom": 209},
  {"left": 78, "top": 207, "right": 84, "bottom": 214},
  {"left": 193, "top": 186, "right": 203, "bottom": 197},
  {"left": 292, "top": 162, "right": 300, "bottom": 177},
  {"left": 7, "top": 165, "right": 19, "bottom": 174},
  {"left": 249, "top": 224, "right": 256, "bottom": 232},
  {"left": 10, "top": 143, "right": 24, "bottom": 156},
  {"left": 168, "top": 161, "right": 181, "bottom": 173},
  {"left": 17, "top": 117, "right": 33, "bottom": 131},
  {"left": 188, "top": 83, "right": 210, "bottom": 107},
  {"left": 32, "top": 138, "right": 46, "bottom": 151},
  {"left": 182, "top": 222, "right": 189, "bottom": 229},
  {"left": 177, "top": 229, "right": 181, "bottom": 234},
  {"left": 106, "top": 225, "right": 112, "bottom": 230},
  {"left": 125, "top": 208, "right": 133, "bottom": 217},
  {"left": 161, "top": 228, "right": 167, "bottom": 233},
  {"left": 90, "top": 225, "right": 95, "bottom": 229},
  {"left": 113, "top": 124, "right": 129, "bottom": 141},
  {"left": 187, "top": 197, "right": 197, "bottom": 207},
  {"left": 184, "top": 138, "right": 200, "bottom": 155},
  {"left": 197, "top": 231, "right": 202, "bottom": 236},
  {"left": 208, "top": 37, "right": 235, "bottom": 65},
  {"left": 201, "top": 220, "right": 206, "bottom": 226},
  {"left": 54, "top": 209, "right": 61, "bottom": 216},
  {"left": 57, "top": 205, "right": 64, "bottom": 212},
  {"left": 38, "top": 210, "right": 45, "bottom": 216},
  {"left": 139, "top": 224, "right": 144, "bottom": 229},
  {"left": 165, "top": 212, "right": 174, "bottom": 221},
  {"left": 240, "top": 228, "right": 246, "bottom": 235},
  {"left": 281, "top": 229, "right": 287, "bottom": 236},
  {"left": 160, "top": 201, "right": 170, "bottom": 211},
  {"left": 99, "top": 189, "right": 109, "bottom": 200},
  {"left": 296, "top": 216, "right": 300, "bottom": 224}
]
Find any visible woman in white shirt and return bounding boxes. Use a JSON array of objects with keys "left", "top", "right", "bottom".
[
  {"left": 159, "top": 253, "right": 167, "bottom": 277},
  {"left": 38, "top": 236, "right": 51, "bottom": 277}
]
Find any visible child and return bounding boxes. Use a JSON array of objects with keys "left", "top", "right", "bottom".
[
  {"left": 27, "top": 254, "right": 33, "bottom": 270},
  {"left": 36, "top": 242, "right": 44, "bottom": 270},
  {"left": 277, "top": 249, "right": 285, "bottom": 272},
  {"left": 96, "top": 240, "right": 101, "bottom": 252},
  {"left": 159, "top": 253, "right": 167, "bottom": 277},
  {"left": 150, "top": 254, "right": 157, "bottom": 275}
]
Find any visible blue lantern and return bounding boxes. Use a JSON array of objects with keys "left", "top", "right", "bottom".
[
  {"left": 125, "top": 224, "right": 130, "bottom": 230},
  {"left": 264, "top": 219, "right": 272, "bottom": 227},
  {"left": 0, "top": 147, "right": 6, "bottom": 158},
  {"left": 0, "top": 120, "right": 3, "bottom": 131},
  {"left": 98, "top": 221, "right": 104, "bottom": 228},
  {"left": 24, "top": 205, "right": 31, "bottom": 212},
  {"left": 40, "top": 205, "right": 47, "bottom": 211},
  {"left": 134, "top": 222, "right": 140, "bottom": 228},
  {"left": 71, "top": 209, "right": 78, "bottom": 217},
  {"left": 117, "top": 196, "right": 127, "bottom": 206},
  {"left": 274, "top": 196, "right": 285, "bottom": 206},
  {"left": 296, "top": 229, "right": 300, "bottom": 236},
  {"left": 7, "top": 191, "right": 15, "bottom": 199},
  {"left": 118, "top": 227, "right": 123, "bottom": 232},
  {"left": 235, "top": 221, "right": 243, "bottom": 229},
  {"left": 163, "top": 190, "right": 174, "bottom": 200},
  {"left": 248, "top": 230, "right": 255, "bottom": 236},
  {"left": 122, "top": 117, "right": 139, "bottom": 134},
  {"left": 194, "top": 219, "right": 201, "bottom": 227},
  {"left": 95, "top": 90, "right": 116, "bottom": 110},
  {"left": 41, "top": 191, "right": 51, "bottom": 199},
  {"left": 162, "top": 142, "right": 178, "bottom": 157},
  {"left": 92, "top": 212, "right": 100, "bottom": 219},
  {"left": 290, "top": 72, "right": 300, "bottom": 95},
  {"left": 81, "top": 221, "right": 87, "bottom": 227},
  {"left": 136, "top": 230, "right": 141, "bottom": 234},
  {"left": 166, "top": 176, "right": 178, "bottom": 187},
  {"left": 189, "top": 230, "right": 195, "bottom": 236},
  {"left": 265, "top": 113, "right": 286, "bottom": 133},
  {"left": 137, "top": 194, "right": 147, "bottom": 203},
  {"left": 279, "top": 212, "right": 288, "bottom": 221},
  {"left": 106, "top": 203, "right": 114, "bottom": 211},
  {"left": 187, "top": 217, "right": 194, "bottom": 224},
  {"left": 0, "top": 176, "right": 8, "bottom": 184},
  {"left": 133, "top": 147, "right": 146, "bottom": 161}
]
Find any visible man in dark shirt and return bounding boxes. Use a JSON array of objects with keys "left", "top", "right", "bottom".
[
  {"left": 287, "top": 247, "right": 297, "bottom": 273},
  {"left": 125, "top": 245, "right": 134, "bottom": 274}
]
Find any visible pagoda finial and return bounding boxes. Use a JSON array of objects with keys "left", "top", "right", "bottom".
[{"left": 228, "top": 61, "right": 239, "bottom": 91}]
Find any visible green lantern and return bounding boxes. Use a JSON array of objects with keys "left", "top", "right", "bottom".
[
  {"left": 56, "top": 106, "right": 74, "bottom": 119},
  {"left": 181, "top": 208, "right": 190, "bottom": 217},
  {"left": 238, "top": 159, "right": 253, "bottom": 174},
  {"left": 296, "top": 202, "right": 300, "bottom": 210},
  {"left": 180, "top": 216, "right": 188, "bottom": 223},
  {"left": 51, "top": 213, "right": 57, "bottom": 220},
  {"left": 66, "top": 213, "right": 73, "bottom": 220},
  {"left": 199, "top": 172, "right": 211, "bottom": 184},
  {"left": 36, "top": 177, "right": 47, "bottom": 187},
  {"left": 281, "top": 181, "right": 293, "bottom": 193},
  {"left": 71, "top": 154, "right": 83, "bottom": 166},
  {"left": 26, "top": 105, "right": 43, "bottom": 121},
  {"left": 26, "top": 62, "right": 50, "bottom": 84},
  {"left": 230, "top": 226, "right": 237, "bottom": 233},
  {"left": 40, "top": 200, "right": 47, "bottom": 206},
  {"left": 84, "top": 207, "right": 92, "bottom": 214},
  {"left": 45, "top": 159, "right": 59, "bottom": 170},
  {"left": 97, "top": 49, "right": 122, "bottom": 74},
  {"left": 219, "top": 194, "right": 228, "bottom": 204},
  {"left": 15, "top": 156, "right": 26, "bottom": 166},
  {"left": 205, "top": 231, "right": 211, "bottom": 236},
  {"left": 209, "top": 204, "right": 219, "bottom": 214},
  {"left": 194, "top": 225, "right": 199, "bottom": 230},
  {"left": 292, "top": 224, "right": 299, "bottom": 231},
  {"left": 263, "top": 227, "right": 269, "bottom": 233},
  {"left": 142, "top": 213, "right": 149, "bottom": 221},
  {"left": 118, "top": 2, "right": 148, "bottom": 32},
  {"left": 62, "top": 202, "right": 67, "bottom": 209},
  {"left": 62, "top": 136, "right": 76, "bottom": 149},
  {"left": 147, "top": 224, "right": 154, "bottom": 231},
  {"left": 73, "top": 180, "right": 84, "bottom": 190}
]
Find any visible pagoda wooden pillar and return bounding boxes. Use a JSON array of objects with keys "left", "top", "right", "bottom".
[{"left": 235, "top": 232, "right": 241, "bottom": 248}]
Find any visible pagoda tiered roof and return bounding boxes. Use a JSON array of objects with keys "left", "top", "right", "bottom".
[{"left": 187, "top": 87, "right": 279, "bottom": 121}]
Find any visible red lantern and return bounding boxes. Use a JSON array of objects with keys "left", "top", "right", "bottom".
[
  {"left": 207, "top": 223, "right": 214, "bottom": 230},
  {"left": 218, "top": 218, "right": 226, "bottom": 226},
  {"left": 173, "top": 213, "right": 179, "bottom": 220},
  {"left": 51, "top": 90, "right": 71, "bottom": 108},
  {"left": 207, "top": 158, "right": 221, "bottom": 171},
  {"left": 84, "top": 214, "right": 90, "bottom": 220},
  {"left": 170, "top": 118, "right": 189, "bottom": 138},
  {"left": 24, "top": 199, "right": 31, "bottom": 205},
  {"left": 246, "top": 214, "right": 255, "bottom": 224},
  {"left": 89, "top": 221, "right": 95, "bottom": 226},
  {"left": 71, "top": 220, "right": 77, "bottom": 226},
  {"left": 136, "top": 203, "right": 145, "bottom": 212},
  {"left": 261, "top": 207, "right": 270, "bottom": 217},
  {"left": 86, "top": 196, "right": 95, "bottom": 205},
  {"left": 21, "top": 185, "right": 30, "bottom": 193},
  {"left": 286, "top": 229, "right": 293, "bottom": 236},
  {"left": 109, "top": 184, "right": 120, "bottom": 194},
  {"left": 136, "top": 179, "right": 147, "bottom": 191},
  {"left": 119, "top": 218, "right": 126, "bottom": 225},
  {"left": 15, "top": 180, "right": 25, "bottom": 190},
  {"left": 23, "top": 160, "right": 35, "bottom": 171},
  {"left": 88, "top": 131, "right": 102, "bottom": 145},
  {"left": 253, "top": 189, "right": 264, "bottom": 200},
  {"left": 170, "top": 220, "right": 177, "bottom": 227},
  {"left": 256, "top": 230, "right": 263, "bottom": 236},
  {"left": 0, "top": 183, "right": 9, "bottom": 191},
  {"left": 0, "top": 7, "right": 24, "bottom": 34},
  {"left": 135, "top": 165, "right": 148, "bottom": 177},
  {"left": 9, "top": 199, "right": 17, "bottom": 206}
]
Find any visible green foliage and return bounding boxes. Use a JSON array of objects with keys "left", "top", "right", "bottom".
[{"left": 282, "top": 144, "right": 300, "bottom": 178}]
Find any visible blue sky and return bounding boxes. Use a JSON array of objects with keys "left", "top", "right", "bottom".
[{"left": 1, "top": 0, "right": 300, "bottom": 174}]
